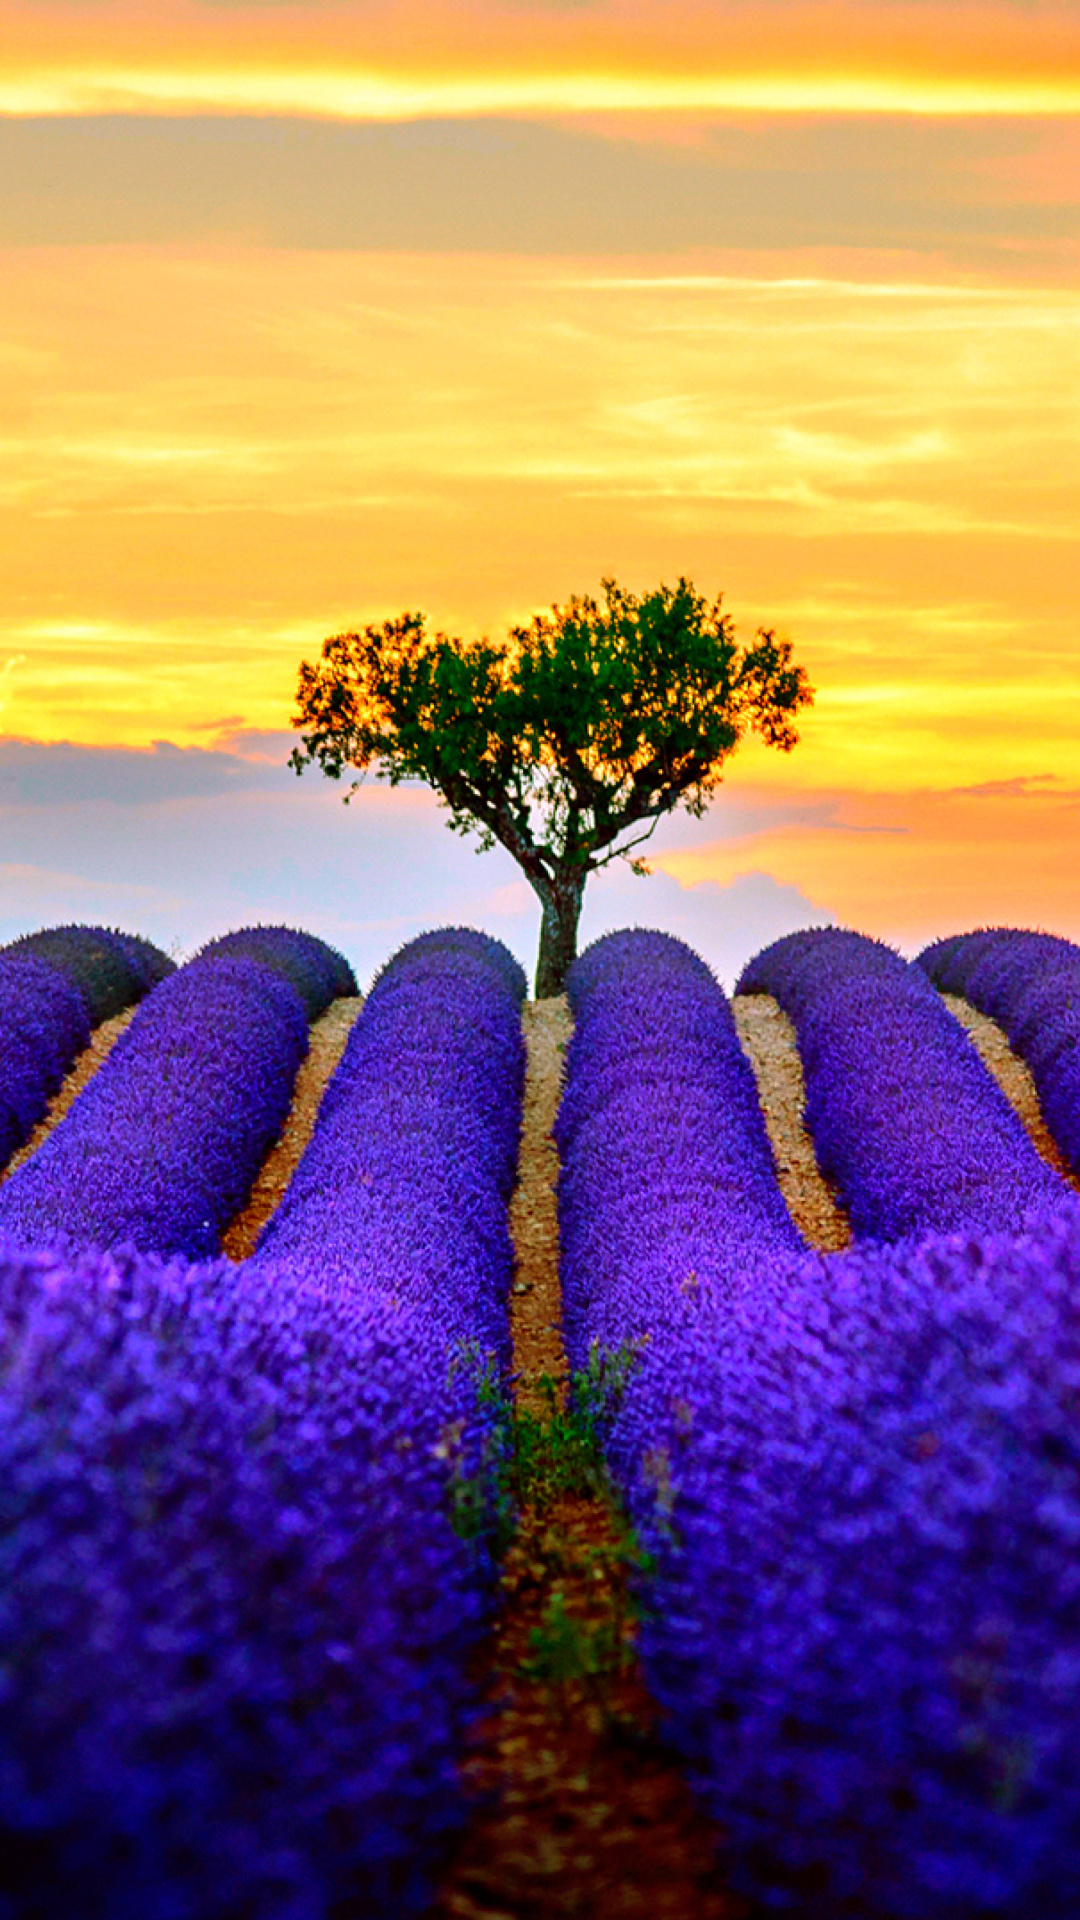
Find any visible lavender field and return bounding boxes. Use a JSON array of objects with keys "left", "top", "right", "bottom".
[{"left": 1, "top": 919, "right": 1079, "bottom": 1918}]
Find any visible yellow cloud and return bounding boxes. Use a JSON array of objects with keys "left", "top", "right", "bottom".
[
  {"left": 0, "top": 245, "right": 1077, "bottom": 785},
  {"left": 2, "top": 1, "right": 1080, "bottom": 118}
]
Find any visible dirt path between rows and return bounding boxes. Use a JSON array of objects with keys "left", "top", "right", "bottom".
[
  {"left": 732, "top": 994, "right": 851, "bottom": 1252},
  {"left": 431, "top": 998, "right": 740, "bottom": 1920},
  {"left": 940, "top": 992, "right": 1077, "bottom": 1185},
  {"left": 222, "top": 995, "right": 364, "bottom": 1259}
]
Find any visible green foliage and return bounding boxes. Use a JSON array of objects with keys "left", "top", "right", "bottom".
[
  {"left": 511, "top": 1342, "right": 643, "bottom": 1510},
  {"left": 291, "top": 577, "right": 811, "bottom": 872},
  {"left": 519, "top": 1589, "right": 634, "bottom": 1686},
  {"left": 290, "top": 577, "right": 814, "bottom": 993},
  {"left": 445, "top": 1341, "right": 643, "bottom": 1548}
]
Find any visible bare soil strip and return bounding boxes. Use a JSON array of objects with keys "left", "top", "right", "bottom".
[
  {"left": 940, "top": 992, "right": 1078, "bottom": 1187},
  {"left": 432, "top": 999, "right": 740, "bottom": 1920},
  {"left": 222, "top": 995, "right": 364, "bottom": 1261},
  {"left": 733, "top": 994, "right": 851, "bottom": 1251},
  {"left": 1, "top": 1007, "right": 137, "bottom": 1182}
]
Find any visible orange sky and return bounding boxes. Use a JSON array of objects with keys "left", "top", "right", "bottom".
[
  {"left": 0, "top": 0, "right": 1077, "bottom": 953},
  {"left": 3, "top": 2, "right": 1080, "bottom": 117}
]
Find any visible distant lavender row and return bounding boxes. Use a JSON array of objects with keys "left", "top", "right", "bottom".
[
  {"left": 0, "top": 928, "right": 527, "bottom": 1919},
  {"left": 557, "top": 928, "right": 804, "bottom": 1365},
  {"left": 0, "top": 926, "right": 353, "bottom": 1260},
  {"left": 737, "top": 928, "right": 1068, "bottom": 1240},
  {"left": 560, "top": 929, "right": 1080, "bottom": 1916},
  {"left": 0, "top": 925, "right": 174, "bottom": 1177},
  {"left": 919, "top": 928, "right": 1080, "bottom": 1179},
  {"left": 197, "top": 924, "right": 356, "bottom": 1020},
  {"left": 3, "top": 922, "right": 174, "bottom": 1024}
]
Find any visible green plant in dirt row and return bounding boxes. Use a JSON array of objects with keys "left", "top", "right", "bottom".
[
  {"left": 444, "top": 1342, "right": 645, "bottom": 1545},
  {"left": 512, "top": 1342, "right": 644, "bottom": 1510},
  {"left": 289, "top": 577, "right": 814, "bottom": 996},
  {"left": 518, "top": 1520, "right": 656, "bottom": 1688}
]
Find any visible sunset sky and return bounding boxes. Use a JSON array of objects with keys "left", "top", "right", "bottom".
[{"left": 1, "top": 0, "right": 1077, "bottom": 981}]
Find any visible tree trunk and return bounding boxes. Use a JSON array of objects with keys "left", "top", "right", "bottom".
[{"left": 534, "top": 870, "right": 585, "bottom": 999}]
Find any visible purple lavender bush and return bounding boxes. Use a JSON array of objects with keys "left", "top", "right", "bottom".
[
  {"left": 197, "top": 924, "right": 356, "bottom": 1018},
  {"left": 737, "top": 928, "right": 1068, "bottom": 1239},
  {"left": 918, "top": 928, "right": 1080, "bottom": 1179},
  {"left": 0, "top": 927, "right": 527, "bottom": 1917},
  {"left": 0, "top": 953, "right": 92, "bottom": 1171},
  {"left": 560, "top": 928, "right": 1080, "bottom": 1916},
  {"left": 3, "top": 923, "right": 174, "bottom": 1024},
  {"left": 251, "top": 926, "right": 527, "bottom": 1362},
  {"left": 609, "top": 1214, "right": 1080, "bottom": 1917},
  {"left": 0, "top": 1240, "right": 500, "bottom": 1920},
  {"left": 0, "top": 952, "right": 310, "bottom": 1258},
  {"left": 557, "top": 929, "right": 804, "bottom": 1364}
]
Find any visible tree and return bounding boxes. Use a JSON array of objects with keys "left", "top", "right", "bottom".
[{"left": 289, "top": 577, "right": 814, "bottom": 997}]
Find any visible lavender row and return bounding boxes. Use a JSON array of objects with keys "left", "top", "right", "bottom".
[
  {"left": 0, "top": 925, "right": 174, "bottom": 1175},
  {"left": 557, "top": 928, "right": 804, "bottom": 1364},
  {"left": 0, "top": 928, "right": 526, "bottom": 1918},
  {"left": 0, "top": 1242, "right": 498, "bottom": 1919},
  {"left": 0, "top": 926, "right": 354, "bottom": 1260},
  {"left": 3, "top": 922, "right": 174, "bottom": 1024},
  {"left": 609, "top": 1216, "right": 1080, "bottom": 1917},
  {"left": 250, "top": 926, "right": 527, "bottom": 1362},
  {"left": 560, "top": 930, "right": 1080, "bottom": 1916},
  {"left": 737, "top": 927, "right": 1068, "bottom": 1241},
  {"left": 919, "top": 927, "right": 1080, "bottom": 1178}
]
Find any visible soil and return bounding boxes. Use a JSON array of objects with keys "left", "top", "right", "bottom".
[
  {"left": 222, "top": 995, "right": 363, "bottom": 1259},
  {"left": 941, "top": 992, "right": 1078, "bottom": 1187},
  {"left": 732, "top": 994, "right": 851, "bottom": 1251},
  {"left": 431, "top": 999, "right": 743, "bottom": 1920}
]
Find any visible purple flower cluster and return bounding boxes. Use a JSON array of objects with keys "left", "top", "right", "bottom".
[
  {"left": 610, "top": 1214, "right": 1080, "bottom": 1917},
  {"left": 737, "top": 928, "right": 1068, "bottom": 1240},
  {"left": 0, "top": 927, "right": 527, "bottom": 1917},
  {"left": 196, "top": 923, "right": 357, "bottom": 1018},
  {"left": 0, "top": 954, "right": 92, "bottom": 1171},
  {"left": 250, "top": 926, "right": 527, "bottom": 1364},
  {"left": 3, "top": 922, "right": 174, "bottom": 1024},
  {"left": 557, "top": 929, "right": 804, "bottom": 1366},
  {"left": 560, "top": 928, "right": 1080, "bottom": 1916},
  {"left": 0, "top": 925, "right": 175, "bottom": 1174},
  {"left": 918, "top": 928, "right": 1080, "bottom": 1179},
  {"left": 0, "top": 927, "right": 351, "bottom": 1259},
  {"left": 0, "top": 1239, "right": 501, "bottom": 1919}
]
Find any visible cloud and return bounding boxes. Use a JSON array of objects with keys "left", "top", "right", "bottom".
[
  {"left": 1, "top": 114, "right": 1077, "bottom": 258},
  {"left": 1, "top": 1, "right": 1078, "bottom": 118},
  {"left": 0, "top": 736, "right": 287, "bottom": 805},
  {"left": 656, "top": 777, "right": 1080, "bottom": 950},
  {"left": 0, "top": 733, "right": 828, "bottom": 983}
]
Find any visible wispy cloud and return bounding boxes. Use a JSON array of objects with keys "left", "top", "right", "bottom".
[{"left": 1, "top": 2, "right": 1079, "bottom": 118}]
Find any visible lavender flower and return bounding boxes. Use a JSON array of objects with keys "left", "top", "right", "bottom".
[
  {"left": 918, "top": 928, "right": 1080, "bottom": 1179},
  {"left": 0, "top": 954, "right": 91, "bottom": 1171},
  {"left": 3, "top": 923, "right": 174, "bottom": 1024},
  {"left": 0, "top": 953, "right": 310, "bottom": 1258},
  {"left": 0, "top": 1241, "right": 500, "bottom": 1919},
  {"left": 610, "top": 1214, "right": 1080, "bottom": 1916},
  {"left": 559, "top": 928, "right": 1080, "bottom": 1916},
  {"left": 251, "top": 926, "right": 526, "bottom": 1364},
  {"left": 738, "top": 928, "right": 1068, "bottom": 1239},
  {"left": 197, "top": 924, "right": 356, "bottom": 1018},
  {"left": 558, "top": 929, "right": 804, "bottom": 1366}
]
